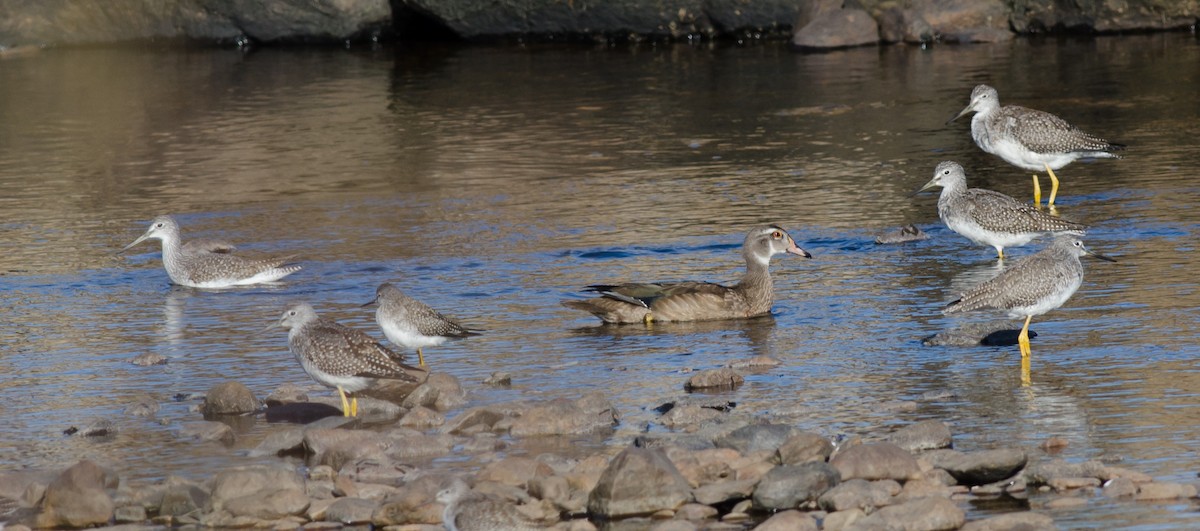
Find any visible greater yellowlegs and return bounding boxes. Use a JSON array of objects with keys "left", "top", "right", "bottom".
[
  {"left": 437, "top": 478, "right": 554, "bottom": 531},
  {"left": 121, "top": 215, "right": 301, "bottom": 288},
  {"left": 562, "top": 225, "right": 811, "bottom": 324},
  {"left": 914, "top": 161, "right": 1086, "bottom": 259},
  {"left": 270, "top": 303, "right": 426, "bottom": 417},
  {"left": 948, "top": 84, "right": 1124, "bottom": 207},
  {"left": 943, "top": 236, "right": 1115, "bottom": 361},
  {"left": 362, "top": 282, "right": 480, "bottom": 367}
]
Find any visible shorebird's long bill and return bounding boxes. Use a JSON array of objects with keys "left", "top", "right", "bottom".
[
  {"left": 253, "top": 322, "right": 280, "bottom": 336},
  {"left": 910, "top": 178, "right": 940, "bottom": 197},
  {"left": 1086, "top": 248, "right": 1118, "bottom": 262},
  {"left": 359, "top": 296, "right": 379, "bottom": 308},
  {"left": 119, "top": 232, "right": 151, "bottom": 253},
  {"left": 946, "top": 105, "right": 972, "bottom": 125}
]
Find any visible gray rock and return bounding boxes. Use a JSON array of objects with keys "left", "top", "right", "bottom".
[
  {"left": 715, "top": 423, "right": 801, "bottom": 454},
  {"left": 392, "top": 372, "right": 462, "bottom": 411},
  {"left": 307, "top": 394, "right": 405, "bottom": 421},
  {"left": 1134, "top": 482, "right": 1198, "bottom": 500},
  {"left": 830, "top": 442, "right": 921, "bottom": 482},
  {"left": 477, "top": 456, "right": 555, "bottom": 488},
  {"left": 208, "top": 465, "right": 305, "bottom": 514},
  {"left": 587, "top": 447, "right": 692, "bottom": 518},
  {"left": 445, "top": 406, "right": 507, "bottom": 435},
  {"left": 70, "top": 418, "right": 118, "bottom": 438},
  {"left": 249, "top": 426, "right": 306, "bottom": 457},
  {"left": 777, "top": 432, "right": 834, "bottom": 465},
  {"left": 397, "top": 0, "right": 716, "bottom": 40},
  {"left": 752, "top": 509, "right": 818, "bottom": 531},
  {"left": 684, "top": 368, "right": 744, "bottom": 390},
  {"left": 824, "top": 508, "right": 866, "bottom": 531},
  {"left": 752, "top": 462, "right": 840, "bottom": 510},
  {"left": 877, "top": 8, "right": 936, "bottom": 44},
  {"left": 113, "top": 504, "right": 147, "bottom": 523},
  {"left": 888, "top": 420, "right": 952, "bottom": 452},
  {"left": 959, "top": 511, "right": 1056, "bottom": 531},
  {"left": 304, "top": 428, "right": 390, "bottom": 469},
  {"left": 691, "top": 478, "right": 757, "bottom": 506},
  {"left": 792, "top": 8, "right": 878, "bottom": 50},
  {"left": 35, "top": 460, "right": 115, "bottom": 529},
  {"left": 926, "top": 448, "right": 1026, "bottom": 486},
  {"left": 634, "top": 434, "right": 716, "bottom": 451},
  {"left": 324, "top": 497, "right": 378, "bottom": 524},
  {"left": 661, "top": 404, "right": 723, "bottom": 428},
  {"left": 1102, "top": 477, "right": 1137, "bottom": 498},
  {"left": 385, "top": 429, "right": 454, "bottom": 459},
  {"left": 817, "top": 479, "right": 898, "bottom": 512},
  {"left": 874, "top": 224, "right": 929, "bottom": 244},
  {"left": 222, "top": 488, "right": 309, "bottom": 519},
  {"left": 847, "top": 495, "right": 964, "bottom": 531},
  {"left": 124, "top": 396, "right": 160, "bottom": 418},
  {"left": 178, "top": 421, "right": 235, "bottom": 445},
  {"left": 1024, "top": 459, "right": 1106, "bottom": 486},
  {"left": 339, "top": 457, "right": 415, "bottom": 486},
  {"left": 158, "top": 477, "right": 209, "bottom": 517},
  {"left": 727, "top": 356, "right": 781, "bottom": 369},
  {"left": 130, "top": 352, "right": 168, "bottom": 366},
  {"left": 509, "top": 393, "right": 618, "bottom": 437},
  {"left": 263, "top": 383, "right": 310, "bottom": 406},
  {"left": 201, "top": 381, "right": 259, "bottom": 416}
]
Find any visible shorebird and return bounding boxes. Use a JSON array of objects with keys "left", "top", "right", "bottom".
[
  {"left": 121, "top": 215, "right": 300, "bottom": 288},
  {"left": 437, "top": 478, "right": 555, "bottom": 531},
  {"left": 562, "top": 225, "right": 811, "bottom": 324},
  {"left": 363, "top": 282, "right": 481, "bottom": 367},
  {"left": 914, "top": 161, "right": 1086, "bottom": 259},
  {"left": 943, "top": 236, "right": 1115, "bottom": 361},
  {"left": 948, "top": 84, "right": 1124, "bottom": 207},
  {"left": 270, "top": 303, "right": 426, "bottom": 417}
]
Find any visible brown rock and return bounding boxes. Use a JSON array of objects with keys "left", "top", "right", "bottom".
[
  {"left": 1135, "top": 482, "right": 1198, "bottom": 500},
  {"left": 777, "top": 432, "right": 834, "bottom": 465},
  {"left": 752, "top": 462, "right": 840, "bottom": 510},
  {"left": 959, "top": 511, "right": 1056, "bottom": 531},
  {"left": 35, "top": 460, "right": 115, "bottom": 528},
  {"left": 587, "top": 447, "right": 692, "bottom": 518},
  {"left": 817, "top": 479, "right": 898, "bottom": 512},
  {"left": 178, "top": 421, "right": 235, "bottom": 445},
  {"left": 752, "top": 509, "right": 818, "bottom": 530},
  {"left": 849, "top": 495, "right": 964, "bottom": 530},
  {"left": 202, "top": 381, "right": 259, "bottom": 416},
  {"left": 887, "top": 420, "right": 952, "bottom": 452},
  {"left": 792, "top": 8, "right": 879, "bottom": 49},
  {"left": 683, "top": 368, "right": 744, "bottom": 390},
  {"left": 304, "top": 428, "right": 389, "bottom": 469},
  {"left": 830, "top": 442, "right": 921, "bottom": 481},
  {"left": 509, "top": 394, "right": 618, "bottom": 437},
  {"left": 398, "top": 405, "right": 445, "bottom": 428}
]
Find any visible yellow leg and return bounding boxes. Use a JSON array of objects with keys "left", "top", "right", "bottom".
[
  {"left": 1044, "top": 164, "right": 1060, "bottom": 207},
  {"left": 1032, "top": 174, "right": 1042, "bottom": 207},
  {"left": 643, "top": 312, "right": 654, "bottom": 325},
  {"left": 417, "top": 347, "right": 426, "bottom": 367},
  {"left": 997, "top": 248, "right": 1005, "bottom": 260},
  {"left": 337, "top": 386, "right": 351, "bottom": 417},
  {"left": 350, "top": 396, "right": 358, "bottom": 417},
  {"left": 1020, "top": 355, "right": 1032, "bottom": 386},
  {"left": 1017, "top": 315, "right": 1033, "bottom": 358}
]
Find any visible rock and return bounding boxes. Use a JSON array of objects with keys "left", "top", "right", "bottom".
[
  {"left": 587, "top": 447, "right": 692, "bottom": 518},
  {"left": 877, "top": 8, "right": 935, "bottom": 44},
  {"left": 159, "top": 477, "right": 209, "bottom": 517},
  {"left": 667, "top": 447, "right": 740, "bottom": 487},
  {"left": 874, "top": 224, "right": 929, "bottom": 244},
  {"left": 528, "top": 475, "right": 572, "bottom": 508},
  {"left": 911, "top": 0, "right": 1011, "bottom": 43},
  {"left": 222, "top": 487, "right": 309, "bottom": 519},
  {"left": 926, "top": 448, "right": 1026, "bottom": 486},
  {"left": 124, "top": 395, "right": 160, "bottom": 417},
  {"left": 392, "top": 372, "right": 461, "bottom": 411},
  {"left": 177, "top": 421, "right": 236, "bottom": 445},
  {"left": 752, "top": 509, "right": 818, "bottom": 531},
  {"left": 674, "top": 503, "right": 718, "bottom": 521},
  {"left": 691, "top": 479, "right": 757, "bottom": 506},
  {"left": 396, "top": 0, "right": 716, "bottom": 40},
  {"left": 1134, "top": 482, "right": 1198, "bottom": 500},
  {"left": 1044, "top": 496, "right": 1087, "bottom": 509},
  {"left": 777, "top": 432, "right": 834, "bottom": 465},
  {"left": 263, "top": 401, "right": 343, "bottom": 423},
  {"left": 1102, "top": 477, "right": 1138, "bottom": 498},
  {"left": 823, "top": 508, "right": 866, "bottom": 531},
  {"left": 661, "top": 404, "right": 723, "bottom": 428},
  {"left": 888, "top": 420, "right": 952, "bottom": 452},
  {"left": 445, "top": 406, "right": 507, "bottom": 435},
  {"left": 209, "top": 465, "right": 305, "bottom": 514},
  {"left": 264, "top": 383, "right": 310, "bottom": 406},
  {"left": 130, "top": 352, "right": 168, "bottom": 366},
  {"left": 960, "top": 511, "right": 1056, "bottom": 531},
  {"left": 752, "top": 462, "right": 840, "bottom": 510},
  {"left": 385, "top": 429, "right": 454, "bottom": 459},
  {"left": 201, "top": 381, "right": 259, "bottom": 416},
  {"left": 727, "top": 356, "right": 781, "bottom": 369},
  {"left": 35, "top": 460, "right": 115, "bottom": 528},
  {"left": 113, "top": 504, "right": 147, "bottom": 523},
  {"left": 1024, "top": 459, "right": 1106, "bottom": 486},
  {"left": 792, "top": 8, "right": 878, "bottom": 50},
  {"left": 849, "top": 495, "right": 964, "bottom": 530},
  {"left": 304, "top": 428, "right": 389, "bottom": 469},
  {"left": 1047, "top": 477, "right": 1101, "bottom": 491},
  {"left": 830, "top": 442, "right": 921, "bottom": 482},
  {"left": 509, "top": 393, "right": 619, "bottom": 437},
  {"left": 339, "top": 457, "right": 414, "bottom": 486},
  {"left": 1100, "top": 466, "right": 1153, "bottom": 483},
  {"left": 922, "top": 321, "right": 1035, "bottom": 347},
  {"left": 715, "top": 423, "right": 801, "bottom": 455},
  {"left": 684, "top": 368, "right": 744, "bottom": 390},
  {"left": 477, "top": 456, "right": 554, "bottom": 488},
  {"left": 484, "top": 372, "right": 513, "bottom": 386},
  {"left": 324, "top": 497, "right": 378, "bottom": 524},
  {"left": 250, "top": 426, "right": 306, "bottom": 457},
  {"left": 817, "top": 479, "right": 898, "bottom": 512}
]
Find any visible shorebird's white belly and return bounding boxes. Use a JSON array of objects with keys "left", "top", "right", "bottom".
[{"left": 380, "top": 320, "right": 448, "bottom": 350}]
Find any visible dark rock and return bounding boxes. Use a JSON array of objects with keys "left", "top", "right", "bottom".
[
  {"left": 178, "top": 421, "right": 235, "bottom": 445},
  {"left": 684, "top": 368, "right": 744, "bottom": 390},
  {"left": 753, "top": 509, "right": 818, "bottom": 531},
  {"left": 484, "top": 371, "right": 513, "bottom": 386},
  {"left": 816, "top": 478, "right": 898, "bottom": 512},
  {"left": 715, "top": 423, "right": 801, "bottom": 454},
  {"left": 35, "top": 460, "right": 115, "bottom": 528},
  {"left": 397, "top": 0, "right": 716, "bottom": 40},
  {"left": 960, "top": 511, "right": 1056, "bottom": 531},
  {"left": 752, "top": 462, "right": 840, "bottom": 510},
  {"left": 914, "top": 0, "right": 1012, "bottom": 43},
  {"left": 888, "top": 420, "right": 952, "bottom": 452},
  {"left": 201, "top": 381, "right": 259, "bottom": 416},
  {"left": 850, "top": 495, "right": 965, "bottom": 530},
  {"left": 777, "top": 432, "right": 834, "bottom": 465},
  {"left": 922, "top": 321, "right": 1036, "bottom": 347},
  {"left": 830, "top": 442, "right": 921, "bottom": 481},
  {"left": 324, "top": 497, "right": 378, "bottom": 524},
  {"left": 1010, "top": 0, "right": 1198, "bottom": 33},
  {"left": 130, "top": 352, "right": 168, "bottom": 366},
  {"left": 509, "top": 393, "right": 619, "bottom": 437},
  {"left": 264, "top": 401, "right": 345, "bottom": 423},
  {"left": 263, "top": 383, "right": 309, "bottom": 406},
  {"left": 926, "top": 448, "right": 1025, "bottom": 486},
  {"left": 70, "top": 418, "right": 118, "bottom": 438},
  {"left": 792, "top": 8, "right": 878, "bottom": 50},
  {"left": 123, "top": 395, "right": 160, "bottom": 418},
  {"left": 874, "top": 224, "right": 929, "bottom": 244},
  {"left": 877, "top": 8, "right": 936, "bottom": 44},
  {"left": 587, "top": 447, "right": 692, "bottom": 518},
  {"left": 307, "top": 394, "right": 404, "bottom": 421}
]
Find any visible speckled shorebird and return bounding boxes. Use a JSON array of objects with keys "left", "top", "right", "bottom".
[
  {"left": 562, "top": 225, "right": 811, "bottom": 324},
  {"left": 121, "top": 215, "right": 301, "bottom": 288},
  {"left": 362, "top": 282, "right": 480, "bottom": 367},
  {"left": 943, "top": 236, "right": 1115, "bottom": 360},
  {"left": 914, "top": 161, "right": 1087, "bottom": 259},
  {"left": 271, "top": 303, "right": 426, "bottom": 417},
  {"left": 948, "top": 84, "right": 1125, "bottom": 207},
  {"left": 437, "top": 478, "right": 555, "bottom": 531}
]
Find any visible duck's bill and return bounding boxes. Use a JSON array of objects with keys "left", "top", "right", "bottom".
[{"left": 788, "top": 243, "right": 813, "bottom": 259}]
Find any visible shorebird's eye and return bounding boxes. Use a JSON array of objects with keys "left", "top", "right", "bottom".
[
  {"left": 154, "top": 223, "right": 164, "bottom": 228},
  {"left": 288, "top": 310, "right": 297, "bottom": 316}
]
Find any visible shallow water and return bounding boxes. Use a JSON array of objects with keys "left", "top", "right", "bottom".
[{"left": 1, "top": 35, "right": 1199, "bottom": 527}]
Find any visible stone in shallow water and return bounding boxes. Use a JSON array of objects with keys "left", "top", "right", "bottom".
[
  {"left": 202, "top": 381, "right": 259, "bottom": 416},
  {"left": 587, "top": 447, "right": 691, "bottom": 518},
  {"left": 1134, "top": 482, "right": 1198, "bottom": 500},
  {"left": 178, "top": 421, "right": 235, "bottom": 445},
  {"left": 777, "top": 432, "right": 834, "bottom": 465},
  {"left": 130, "top": 352, "right": 168, "bottom": 366},
  {"left": 716, "top": 423, "right": 802, "bottom": 455},
  {"left": 817, "top": 478, "right": 898, "bottom": 512},
  {"left": 830, "top": 442, "right": 921, "bottom": 481},
  {"left": 752, "top": 462, "right": 841, "bottom": 510},
  {"left": 123, "top": 395, "right": 160, "bottom": 418},
  {"left": 35, "top": 460, "right": 115, "bottom": 529},
  {"left": 888, "top": 419, "right": 953, "bottom": 452},
  {"left": 926, "top": 448, "right": 1026, "bottom": 486},
  {"left": 751, "top": 509, "right": 818, "bottom": 531},
  {"left": 959, "top": 511, "right": 1056, "bottom": 531},
  {"left": 684, "top": 368, "right": 744, "bottom": 391},
  {"left": 874, "top": 224, "right": 929, "bottom": 244},
  {"left": 922, "top": 321, "right": 1036, "bottom": 347},
  {"left": 853, "top": 496, "right": 965, "bottom": 530}
]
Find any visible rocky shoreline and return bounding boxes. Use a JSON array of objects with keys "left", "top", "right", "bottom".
[
  {"left": 3, "top": 360, "right": 1197, "bottom": 530},
  {"left": 0, "top": 1, "right": 1197, "bottom": 48}
]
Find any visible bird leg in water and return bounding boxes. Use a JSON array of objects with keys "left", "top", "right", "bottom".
[
  {"left": 1032, "top": 174, "right": 1042, "bottom": 207},
  {"left": 417, "top": 347, "right": 425, "bottom": 367},
  {"left": 1020, "top": 355, "right": 1032, "bottom": 386},
  {"left": 337, "top": 386, "right": 352, "bottom": 417},
  {"left": 1018, "top": 315, "right": 1033, "bottom": 358},
  {"left": 350, "top": 396, "right": 358, "bottom": 417},
  {"left": 1044, "top": 163, "right": 1061, "bottom": 207}
]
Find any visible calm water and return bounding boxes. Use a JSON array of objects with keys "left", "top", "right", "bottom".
[{"left": 2, "top": 35, "right": 1199, "bottom": 527}]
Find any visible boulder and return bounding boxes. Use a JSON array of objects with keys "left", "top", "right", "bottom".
[
  {"left": 849, "top": 496, "right": 964, "bottom": 530},
  {"left": 202, "top": 381, "right": 259, "bottom": 416},
  {"left": 178, "top": 421, "right": 235, "bottom": 445},
  {"left": 792, "top": 8, "right": 878, "bottom": 50},
  {"left": 752, "top": 509, "right": 818, "bottom": 531},
  {"left": 777, "top": 432, "right": 834, "bottom": 465},
  {"left": 509, "top": 393, "right": 618, "bottom": 437},
  {"left": 35, "top": 460, "right": 115, "bottom": 529},
  {"left": 830, "top": 442, "right": 921, "bottom": 481},
  {"left": 752, "top": 462, "right": 840, "bottom": 510},
  {"left": 587, "top": 447, "right": 692, "bottom": 518},
  {"left": 926, "top": 448, "right": 1026, "bottom": 486},
  {"left": 887, "top": 420, "right": 952, "bottom": 452},
  {"left": 960, "top": 511, "right": 1056, "bottom": 531},
  {"left": 715, "top": 423, "right": 801, "bottom": 455},
  {"left": 817, "top": 478, "right": 898, "bottom": 512},
  {"left": 684, "top": 368, "right": 744, "bottom": 390}
]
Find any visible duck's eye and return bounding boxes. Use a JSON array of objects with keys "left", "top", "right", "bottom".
[{"left": 772, "top": 231, "right": 782, "bottom": 239}]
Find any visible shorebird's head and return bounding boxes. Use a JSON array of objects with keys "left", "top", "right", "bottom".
[{"left": 120, "top": 215, "right": 180, "bottom": 253}]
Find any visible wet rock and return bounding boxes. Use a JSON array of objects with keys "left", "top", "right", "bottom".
[
  {"left": 223, "top": 486, "right": 309, "bottom": 519},
  {"left": 159, "top": 477, "right": 209, "bottom": 517},
  {"left": 661, "top": 404, "right": 724, "bottom": 428},
  {"left": 727, "top": 356, "right": 781, "bottom": 369},
  {"left": 323, "top": 497, "right": 377, "bottom": 524},
  {"left": 307, "top": 394, "right": 404, "bottom": 420},
  {"left": 1041, "top": 436, "right": 1070, "bottom": 452},
  {"left": 851, "top": 495, "right": 964, "bottom": 530},
  {"left": 667, "top": 447, "right": 740, "bottom": 487},
  {"left": 484, "top": 371, "right": 513, "bottom": 386},
  {"left": 446, "top": 406, "right": 507, "bottom": 435},
  {"left": 264, "top": 383, "right": 310, "bottom": 406},
  {"left": 1024, "top": 459, "right": 1106, "bottom": 486},
  {"left": 874, "top": 224, "right": 929, "bottom": 244},
  {"left": 888, "top": 420, "right": 952, "bottom": 452},
  {"left": 384, "top": 428, "right": 454, "bottom": 459},
  {"left": 926, "top": 448, "right": 1026, "bottom": 486},
  {"left": 752, "top": 509, "right": 818, "bottom": 531},
  {"left": 130, "top": 352, "right": 168, "bottom": 366},
  {"left": 915, "top": 0, "right": 1011, "bottom": 42},
  {"left": 124, "top": 395, "right": 160, "bottom": 417},
  {"left": 792, "top": 8, "right": 879, "bottom": 50},
  {"left": 588, "top": 447, "right": 692, "bottom": 518},
  {"left": 462, "top": 432, "right": 508, "bottom": 453},
  {"left": 68, "top": 418, "right": 118, "bottom": 438},
  {"left": 178, "top": 421, "right": 235, "bottom": 445},
  {"left": 509, "top": 393, "right": 619, "bottom": 437},
  {"left": 684, "top": 368, "right": 744, "bottom": 390},
  {"left": 479, "top": 456, "right": 555, "bottom": 488},
  {"left": 635, "top": 433, "right": 717, "bottom": 451},
  {"left": 263, "top": 401, "right": 343, "bottom": 423},
  {"left": 777, "top": 432, "right": 834, "bottom": 465},
  {"left": 35, "top": 460, "right": 115, "bottom": 528},
  {"left": 339, "top": 457, "right": 414, "bottom": 486},
  {"left": 209, "top": 465, "right": 305, "bottom": 515},
  {"left": 817, "top": 478, "right": 898, "bottom": 512},
  {"left": 250, "top": 426, "right": 306, "bottom": 457},
  {"left": 112, "top": 503, "right": 147, "bottom": 523},
  {"left": 1134, "top": 482, "right": 1197, "bottom": 500},
  {"left": 201, "top": 381, "right": 259, "bottom": 416},
  {"left": 830, "top": 442, "right": 921, "bottom": 482},
  {"left": 960, "top": 511, "right": 1056, "bottom": 531},
  {"left": 1101, "top": 477, "right": 1137, "bottom": 498},
  {"left": 528, "top": 475, "right": 572, "bottom": 509},
  {"left": 674, "top": 503, "right": 718, "bottom": 521},
  {"left": 752, "top": 462, "right": 840, "bottom": 510},
  {"left": 394, "top": 372, "right": 462, "bottom": 411},
  {"left": 305, "top": 428, "right": 390, "bottom": 469},
  {"left": 1047, "top": 477, "right": 1100, "bottom": 491},
  {"left": 715, "top": 423, "right": 801, "bottom": 455},
  {"left": 371, "top": 482, "right": 443, "bottom": 525},
  {"left": 1099, "top": 466, "right": 1153, "bottom": 483}
]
